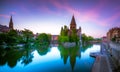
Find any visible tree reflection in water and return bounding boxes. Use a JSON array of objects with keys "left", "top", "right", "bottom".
[
  {"left": 0, "top": 43, "right": 35, "bottom": 67},
  {"left": 0, "top": 46, "right": 23, "bottom": 68},
  {"left": 35, "top": 44, "right": 50, "bottom": 56},
  {"left": 81, "top": 44, "right": 93, "bottom": 52},
  {"left": 21, "top": 44, "right": 34, "bottom": 65},
  {"left": 58, "top": 45, "right": 81, "bottom": 71}
]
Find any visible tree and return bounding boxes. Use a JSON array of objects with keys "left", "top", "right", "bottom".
[
  {"left": 0, "top": 33, "right": 7, "bottom": 45},
  {"left": 60, "top": 27, "right": 64, "bottom": 36},
  {"left": 88, "top": 36, "right": 94, "bottom": 41},
  {"left": 59, "top": 25, "right": 79, "bottom": 43},
  {"left": 36, "top": 33, "right": 51, "bottom": 45},
  {"left": 58, "top": 36, "right": 69, "bottom": 43},
  {"left": 82, "top": 33, "right": 94, "bottom": 45},
  {"left": 64, "top": 25, "right": 68, "bottom": 36},
  {"left": 22, "top": 29, "right": 33, "bottom": 43},
  {"left": 0, "top": 30, "right": 18, "bottom": 46},
  {"left": 7, "top": 30, "right": 18, "bottom": 45}
]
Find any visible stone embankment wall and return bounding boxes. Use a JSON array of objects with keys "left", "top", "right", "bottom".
[
  {"left": 62, "top": 42, "right": 76, "bottom": 48},
  {"left": 103, "top": 42, "right": 120, "bottom": 66},
  {"left": 109, "top": 42, "right": 120, "bottom": 65}
]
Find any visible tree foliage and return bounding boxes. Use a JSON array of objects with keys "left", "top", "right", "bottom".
[
  {"left": 22, "top": 29, "right": 33, "bottom": 43},
  {"left": 82, "top": 33, "right": 94, "bottom": 44},
  {"left": 59, "top": 25, "right": 79, "bottom": 43},
  {"left": 0, "top": 30, "right": 18, "bottom": 46},
  {"left": 0, "top": 29, "right": 34, "bottom": 47},
  {"left": 36, "top": 33, "right": 51, "bottom": 45}
]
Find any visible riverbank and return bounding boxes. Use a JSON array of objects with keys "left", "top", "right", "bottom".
[
  {"left": 92, "top": 43, "right": 112, "bottom": 72},
  {"left": 92, "top": 55, "right": 112, "bottom": 72}
]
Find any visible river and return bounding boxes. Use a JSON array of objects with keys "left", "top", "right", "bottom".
[{"left": 0, "top": 44, "right": 100, "bottom": 72}]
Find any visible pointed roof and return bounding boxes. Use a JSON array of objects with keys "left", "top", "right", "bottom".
[
  {"left": 10, "top": 15, "right": 13, "bottom": 22},
  {"left": 70, "top": 15, "right": 76, "bottom": 25},
  {"left": 9, "top": 15, "right": 14, "bottom": 30}
]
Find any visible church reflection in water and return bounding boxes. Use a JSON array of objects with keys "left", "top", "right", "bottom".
[
  {"left": 0, "top": 43, "right": 93, "bottom": 71},
  {"left": 58, "top": 45, "right": 81, "bottom": 71}
]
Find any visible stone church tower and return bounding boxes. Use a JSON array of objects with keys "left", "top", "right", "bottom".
[
  {"left": 9, "top": 15, "right": 14, "bottom": 30},
  {"left": 69, "top": 15, "right": 82, "bottom": 41},
  {"left": 70, "top": 15, "right": 76, "bottom": 30}
]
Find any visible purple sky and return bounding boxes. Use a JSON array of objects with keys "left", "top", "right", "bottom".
[{"left": 0, "top": 0, "right": 120, "bottom": 38}]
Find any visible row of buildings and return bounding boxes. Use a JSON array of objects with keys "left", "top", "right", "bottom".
[{"left": 102, "top": 27, "right": 120, "bottom": 43}]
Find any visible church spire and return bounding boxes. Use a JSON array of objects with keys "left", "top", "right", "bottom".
[
  {"left": 70, "top": 15, "right": 76, "bottom": 30},
  {"left": 9, "top": 15, "right": 14, "bottom": 30}
]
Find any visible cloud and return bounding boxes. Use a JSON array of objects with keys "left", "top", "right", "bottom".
[
  {"left": 0, "top": 14, "right": 10, "bottom": 18},
  {"left": 0, "top": 11, "right": 16, "bottom": 18},
  {"left": 9, "top": 11, "right": 16, "bottom": 15}
]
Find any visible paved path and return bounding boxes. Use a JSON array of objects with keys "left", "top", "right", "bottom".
[{"left": 92, "top": 43, "right": 112, "bottom": 72}]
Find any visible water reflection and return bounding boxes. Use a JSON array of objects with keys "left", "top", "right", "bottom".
[
  {"left": 0, "top": 43, "right": 100, "bottom": 72},
  {"left": 35, "top": 44, "right": 50, "bottom": 56},
  {"left": 21, "top": 44, "right": 34, "bottom": 65},
  {"left": 0, "top": 46, "right": 23, "bottom": 68},
  {"left": 81, "top": 44, "right": 93, "bottom": 52},
  {"left": 0, "top": 43, "right": 35, "bottom": 68},
  {"left": 58, "top": 45, "right": 81, "bottom": 71}
]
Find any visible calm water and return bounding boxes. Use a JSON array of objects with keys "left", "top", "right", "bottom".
[{"left": 0, "top": 44, "right": 100, "bottom": 72}]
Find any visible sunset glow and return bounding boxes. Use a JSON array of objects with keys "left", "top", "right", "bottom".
[{"left": 0, "top": 0, "right": 120, "bottom": 38}]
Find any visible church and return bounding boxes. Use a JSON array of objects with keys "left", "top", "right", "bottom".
[
  {"left": 67, "top": 15, "right": 82, "bottom": 41},
  {"left": 68, "top": 15, "right": 82, "bottom": 40},
  {"left": 0, "top": 16, "right": 14, "bottom": 33}
]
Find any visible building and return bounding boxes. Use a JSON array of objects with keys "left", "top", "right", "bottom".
[
  {"left": 107, "top": 27, "right": 120, "bottom": 43},
  {"left": 9, "top": 16, "right": 14, "bottom": 30},
  {"left": 51, "top": 35, "right": 59, "bottom": 44},
  {"left": 68, "top": 15, "right": 82, "bottom": 41},
  {"left": 0, "top": 15, "right": 14, "bottom": 33},
  {"left": 0, "top": 24, "right": 9, "bottom": 33},
  {"left": 102, "top": 36, "right": 107, "bottom": 42}
]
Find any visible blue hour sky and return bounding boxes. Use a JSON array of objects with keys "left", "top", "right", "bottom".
[{"left": 0, "top": 0, "right": 120, "bottom": 38}]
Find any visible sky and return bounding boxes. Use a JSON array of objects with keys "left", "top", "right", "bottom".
[{"left": 0, "top": 0, "right": 120, "bottom": 38}]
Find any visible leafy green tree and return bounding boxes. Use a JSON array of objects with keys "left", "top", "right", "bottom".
[
  {"left": 64, "top": 25, "right": 68, "bottom": 36},
  {"left": 58, "top": 36, "right": 69, "bottom": 43},
  {"left": 59, "top": 25, "right": 79, "bottom": 43},
  {"left": 0, "top": 30, "right": 18, "bottom": 46},
  {"left": 82, "top": 33, "right": 94, "bottom": 45},
  {"left": 88, "top": 36, "right": 94, "bottom": 41},
  {"left": 60, "top": 27, "right": 64, "bottom": 36},
  {"left": 47, "top": 34, "right": 52, "bottom": 43},
  {"left": 0, "top": 33, "right": 7, "bottom": 45},
  {"left": 36, "top": 33, "right": 51, "bottom": 45},
  {"left": 22, "top": 29, "right": 33, "bottom": 43},
  {"left": 7, "top": 30, "right": 18, "bottom": 45}
]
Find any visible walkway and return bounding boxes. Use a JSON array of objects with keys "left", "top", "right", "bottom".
[{"left": 92, "top": 43, "right": 112, "bottom": 72}]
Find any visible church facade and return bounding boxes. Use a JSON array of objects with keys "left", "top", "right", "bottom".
[{"left": 60, "top": 15, "right": 82, "bottom": 42}]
